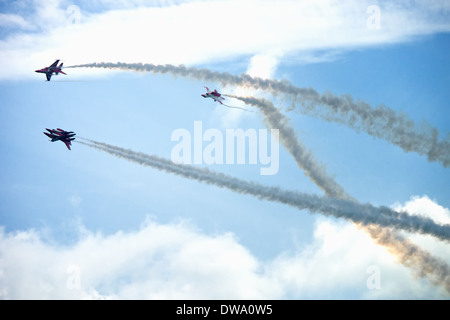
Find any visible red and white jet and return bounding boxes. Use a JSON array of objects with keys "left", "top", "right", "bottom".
[
  {"left": 202, "top": 87, "right": 225, "bottom": 104},
  {"left": 35, "top": 60, "right": 66, "bottom": 81},
  {"left": 43, "top": 128, "right": 76, "bottom": 150}
]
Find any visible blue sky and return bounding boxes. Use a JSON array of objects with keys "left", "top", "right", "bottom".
[{"left": 0, "top": 0, "right": 449, "bottom": 299}]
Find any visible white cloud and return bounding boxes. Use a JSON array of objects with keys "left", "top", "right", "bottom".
[
  {"left": 0, "top": 219, "right": 279, "bottom": 299},
  {"left": 269, "top": 215, "right": 449, "bottom": 299},
  {"left": 390, "top": 196, "right": 450, "bottom": 285},
  {"left": 1, "top": 195, "right": 449, "bottom": 299},
  {"left": 1, "top": 0, "right": 449, "bottom": 80},
  {"left": 393, "top": 195, "right": 450, "bottom": 225},
  {"left": 215, "top": 52, "right": 279, "bottom": 126},
  {"left": 0, "top": 13, "right": 34, "bottom": 30},
  {"left": 246, "top": 53, "right": 280, "bottom": 80}
]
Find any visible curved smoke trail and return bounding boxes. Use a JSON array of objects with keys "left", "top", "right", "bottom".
[
  {"left": 213, "top": 95, "right": 450, "bottom": 294},
  {"left": 226, "top": 95, "right": 351, "bottom": 200},
  {"left": 67, "top": 62, "right": 450, "bottom": 292},
  {"left": 67, "top": 62, "right": 449, "bottom": 167}
]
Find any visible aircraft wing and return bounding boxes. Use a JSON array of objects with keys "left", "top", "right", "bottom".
[
  {"left": 63, "top": 140, "right": 72, "bottom": 150},
  {"left": 43, "top": 132, "right": 61, "bottom": 141},
  {"left": 46, "top": 128, "right": 63, "bottom": 136},
  {"left": 46, "top": 73, "right": 52, "bottom": 81},
  {"left": 43, "top": 132, "right": 54, "bottom": 139},
  {"left": 50, "top": 60, "right": 59, "bottom": 68}
]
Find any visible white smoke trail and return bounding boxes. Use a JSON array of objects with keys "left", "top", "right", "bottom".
[
  {"left": 288, "top": 91, "right": 450, "bottom": 168},
  {"left": 226, "top": 95, "right": 351, "bottom": 200},
  {"left": 364, "top": 224, "right": 450, "bottom": 294},
  {"left": 226, "top": 94, "right": 450, "bottom": 294},
  {"left": 66, "top": 62, "right": 450, "bottom": 167},
  {"left": 66, "top": 62, "right": 450, "bottom": 292},
  {"left": 77, "top": 139, "right": 450, "bottom": 243},
  {"left": 78, "top": 138, "right": 450, "bottom": 293}
]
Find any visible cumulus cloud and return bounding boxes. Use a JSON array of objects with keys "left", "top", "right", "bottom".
[
  {"left": 271, "top": 217, "right": 448, "bottom": 299},
  {"left": 0, "top": 219, "right": 277, "bottom": 299},
  {"left": 271, "top": 196, "right": 450, "bottom": 299},
  {"left": 393, "top": 196, "right": 450, "bottom": 225},
  {"left": 391, "top": 196, "right": 450, "bottom": 271},
  {"left": 1, "top": 196, "right": 448, "bottom": 299}
]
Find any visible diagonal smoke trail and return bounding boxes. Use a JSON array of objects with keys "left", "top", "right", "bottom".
[
  {"left": 67, "top": 62, "right": 450, "bottom": 291},
  {"left": 222, "top": 95, "right": 450, "bottom": 295},
  {"left": 364, "top": 224, "right": 450, "bottom": 294},
  {"left": 67, "top": 62, "right": 449, "bottom": 167},
  {"left": 288, "top": 91, "right": 450, "bottom": 168},
  {"left": 78, "top": 138, "right": 450, "bottom": 294},
  {"left": 227, "top": 95, "right": 351, "bottom": 200},
  {"left": 77, "top": 139, "right": 450, "bottom": 243}
]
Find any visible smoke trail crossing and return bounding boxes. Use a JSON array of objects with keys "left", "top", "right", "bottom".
[
  {"left": 227, "top": 94, "right": 450, "bottom": 294},
  {"left": 79, "top": 138, "right": 450, "bottom": 293},
  {"left": 67, "top": 62, "right": 450, "bottom": 292},
  {"left": 77, "top": 138, "right": 450, "bottom": 242},
  {"left": 364, "top": 224, "right": 450, "bottom": 293},
  {"left": 67, "top": 62, "right": 450, "bottom": 167},
  {"left": 226, "top": 94, "right": 351, "bottom": 200}
]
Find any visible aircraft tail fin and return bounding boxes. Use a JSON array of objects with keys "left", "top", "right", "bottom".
[{"left": 58, "top": 63, "right": 67, "bottom": 75}]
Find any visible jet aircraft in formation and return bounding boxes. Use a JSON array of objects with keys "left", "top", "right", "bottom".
[
  {"left": 38, "top": 72, "right": 240, "bottom": 153},
  {"left": 43, "top": 128, "right": 76, "bottom": 150},
  {"left": 35, "top": 60, "right": 66, "bottom": 81}
]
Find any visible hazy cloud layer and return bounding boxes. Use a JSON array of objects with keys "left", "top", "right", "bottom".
[{"left": 1, "top": 0, "right": 450, "bottom": 80}]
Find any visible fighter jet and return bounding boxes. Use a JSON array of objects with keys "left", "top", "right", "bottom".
[
  {"left": 43, "top": 128, "right": 76, "bottom": 150},
  {"left": 35, "top": 60, "right": 66, "bottom": 81},
  {"left": 202, "top": 87, "right": 225, "bottom": 104}
]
